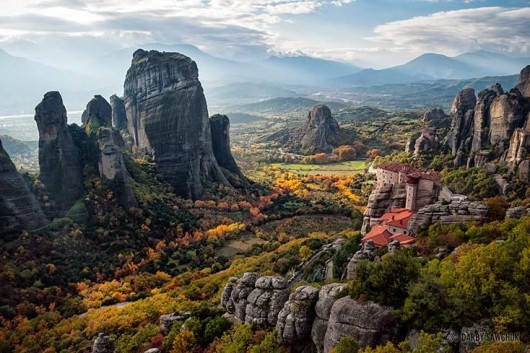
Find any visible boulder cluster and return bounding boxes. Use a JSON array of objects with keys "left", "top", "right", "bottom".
[{"left": 220, "top": 273, "right": 395, "bottom": 353}]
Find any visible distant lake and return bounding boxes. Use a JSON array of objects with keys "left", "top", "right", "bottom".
[{"left": 0, "top": 111, "right": 83, "bottom": 141}]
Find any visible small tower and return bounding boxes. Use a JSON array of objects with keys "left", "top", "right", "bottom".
[{"left": 405, "top": 175, "right": 419, "bottom": 211}]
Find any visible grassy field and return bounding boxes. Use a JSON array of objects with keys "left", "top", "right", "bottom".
[
  {"left": 218, "top": 232, "right": 267, "bottom": 258},
  {"left": 269, "top": 160, "right": 367, "bottom": 176}
]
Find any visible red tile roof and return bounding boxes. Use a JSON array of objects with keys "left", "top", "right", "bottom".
[
  {"left": 362, "top": 225, "right": 393, "bottom": 247},
  {"left": 378, "top": 162, "right": 440, "bottom": 181},
  {"left": 390, "top": 233, "right": 416, "bottom": 245},
  {"left": 379, "top": 209, "right": 415, "bottom": 228}
]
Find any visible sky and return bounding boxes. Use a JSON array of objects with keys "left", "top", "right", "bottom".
[{"left": 1, "top": 0, "right": 530, "bottom": 68}]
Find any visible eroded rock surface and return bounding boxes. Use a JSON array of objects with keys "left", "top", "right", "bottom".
[
  {"left": 413, "top": 108, "right": 449, "bottom": 157},
  {"left": 276, "top": 285, "right": 320, "bottom": 344},
  {"left": 312, "top": 284, "right": 349, "bottom": 353},
  {"left": 0, "top": 138, "right": 48, "bottom": 235},
  {"left": 35, "top": 91, "right": 84, "bottom": 210},
  {"left": 123, "top": 49, "right": 230, "bottom": 198},
  {"left": 408, "top": 200, "right": 489, "bottom": 234},
  {"left": 97, "top": 127, "right": 137, "bottom": 209},
  {"left": 323, "top": 297, "right": 396, "bottom": 352},
  {"left": 209, "top": 114, "right": 249, "bottom": 187},
  {"left": 82, "top": 95, "right": 112, "bottom": 127},
  {"left": 92, "top": 333, "right": 115, "bottom": 353},
  {"left": 110, "top": 95, "right": 128, "bottom": 130}
]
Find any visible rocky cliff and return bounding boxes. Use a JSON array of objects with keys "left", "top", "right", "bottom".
[
  {"left": 123, "top": 49, "right": 230, "bottom": 199},
  {"left": 110, "top": 95, "right": 128, "bottom": 130},
  {"left": 209, "top": 114, "right": 249, "bottom": 187},
  {"left": 407, "top": 200, "right": 489, "bottom": 234},
  {"left": 362, "top": 183, "right": 406, "bottom": 232},
  {"left": 291, "top": 105, "right": 345, "bottom": 153},
  {"left": 0, "top": 138, "right": 48, "bottom": 235},
  {"left": 221, "top": 273, "right": 396, "bottom": 353},
  {"left": 442, "top": 66, "right": 530, "bottom": 171},
  {"left": 412, "top": 108, "right": 449, "bottom": 157},
  {"left": 97, "top": 128, "right": 137, "bottom": 209},
  {"left": 82, "top": 95, "right": 112, "bottom": 127},
  {"left": 35, "top": 91, "right": 85, "bottom": 210}
]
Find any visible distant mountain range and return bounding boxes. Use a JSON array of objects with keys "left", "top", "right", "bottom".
[
  {"left": 0, "top": 41, "right": 528, "bottom": 114},
  {"left": 336, "top": 51, "right": 529, "bottom": 86}
]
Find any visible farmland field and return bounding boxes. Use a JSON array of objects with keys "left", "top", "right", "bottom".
[{"left": 269, "top": 160, "right": 367, "bottom": 176}]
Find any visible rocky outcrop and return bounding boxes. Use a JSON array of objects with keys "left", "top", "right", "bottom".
[
  {"left": 447, "top": 88, "right": 476, "bottom": 166},
  {"left": 276, "top": 285, "right": 320, "bottom": 344},
  {"left": 0, "top": 138, "right": 48, "bottom": 235},
  {"left": 35, "top": 91, "right": 84, "bottom": 210},
  {"left": 470, "top": 87, "right": 499, "bottom": 159},
  {"left": 290, "top": 105, "right": 346, "bottom": 153},
  {"left": 501, "top": 128, "right": 530, "bottom": 172},
  {"left": 92, "top": 333, "right": 115, "bottom": 353},
  {"left": 82, "top": 95, "right": 112, "bottom": 127},
  {"left": 362, "top": 183, "right": 406, "bottom": 232},
  {"left": 516, "top": 65, "right": 530, "bottom": 98},
  {"left": 159, "top": 312, "right": 191, "bottom": 333},
  {"left": 413, "top": 108, "right": 449, "bottom": 157},
  {"left": 505, "top": 206, "right": 529, "bottom": 219},
  {"left": 346, "top": 240, "right": 377, "bottom": 280},
  {"left": 123, "top": 49, "right": 231, "bottom": 199},
  {"left": 110, "top": 95, "right": 127, "bottom": 130},
  {"left": 97, "top": 127, "right": 137, "bottom": 209},
  {"left": 220, "top": 276, "right": 398, "bottom": 352},
  {"left": 438, "top": 66, "right": 530, "bottom": 172},
  {"left": 311, "top": 284, "right": 349, "bottom": 353},
  {"left": 488, "top": 92, "right": 526, "bottom": 148},
  {"left": 221, "top": 273, "right": 290, "bottom": 327},
  {"left": 408, "top": 200, "right": 489, "bottom": 234},
  {"left": 209, "top": 114, "right": 249, "bottom": 187},
  {"left": 323, "top": 297, "right": 396, "bottom": 351}
]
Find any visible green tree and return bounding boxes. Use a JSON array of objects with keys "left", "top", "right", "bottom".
[{"left": 330, "top": 336, "right": 360, "bottom": 353}]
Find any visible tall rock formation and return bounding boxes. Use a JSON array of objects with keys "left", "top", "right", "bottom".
[
  {"left": 412, "top": 108, "right": 449, "bottom": 157},
  {"left": 291, "top": 105, "right": 345, "bottom": 153},
  {"left": 110, "top": 95, "right": 128, "bottom": 130},
  {"left": 82, "top": 95, "right": 112, "bottom": 127},
  {"left": 516, "top": 65, "right": 530, "bottom": 98},
  {"left": 432, "top": 66, "right": 530, "bottom": 172},
  {"left": 97, "top": 128, "right": 137, "bottom": 209},
  {"left": 209, "top": 114, "right": 249, "bottom": 187},
  {"left": 0, "top": 138, "right": 48, "bottom": 235},
  {"left": 447, "top": 88, "right": 476, "bottom": 166},
  {"left": 35, "top": 91, "right": 84, "bottom": 210},
  {"left": 123, "top": 49, "right": 230, "bottom": 199}
]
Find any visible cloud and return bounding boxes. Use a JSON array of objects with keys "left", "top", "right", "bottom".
[
  {"left": 0, "top": 0, "right": 356, "bottom": 60},
  {"left": 371, "top": 7, "right": 530, "bottom": 56}
]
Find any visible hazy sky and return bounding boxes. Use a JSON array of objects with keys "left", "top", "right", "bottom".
[{"left": 1, "top": 0, "right": 530, "bottom": 67}]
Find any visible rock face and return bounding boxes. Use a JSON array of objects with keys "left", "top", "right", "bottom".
[
  {"left": 276, "top": 285, "right": 320, "bottom": 344},
  {"left": 97, "top": 127, "right": 137, "bottom": 209},
  {"left": 436, "top": 66, "right": 530, "bottom": 172},
  {"left": 123, "top": 49, "right": 230, "bottom": 199},
  {"left": 362, "top": 183, "right": 406, "bottom": 231},
  {"left": 447, "top": 88, "right": 476, "bottom": 166},
  {"left": 0, "top": 138, "right": 48, "bottom": 234},
  {"left": 35, "top": 91, "right": 84, "bottom": 210},
  {"left": 516, "top": 65, "right": 530, "bottom": 98},
  {"left": 323, "top": 297, "right": 396, "bottom": 352},
  {"left": 412, "top": 108, "right": 449, "bottom": 157},
  {"left": 82, "top": 95, "right": 112, "bottom": 127},
  {"left": 311, "top": 284, "right": 349, "bottom": 353},
  {"left": 346, "top": 240, "right": 378, "bottom": 280},
  {"left": 408, "top": 200, "right": 489, "bottom": 234},
  {"left": 110, "top": 95, "right": 128, "bottom": 130},
  {"left": 290, "top": 105, "right": 345, "bottom": 153},
  {"left": 209, "top": 114, "right": 248, "bottom": 187},
  {"left": 92, "top": 333, "right": 115, "bottom": 353},
  {"left": 221, "top": 273, "right": 290, "bottom": 327}
]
